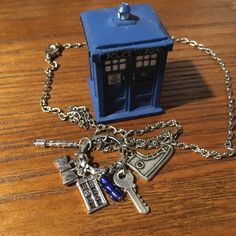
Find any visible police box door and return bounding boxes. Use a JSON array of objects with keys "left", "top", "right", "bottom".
[
  {"left": 131, "top": 48, "right": 159, "bottom": 110},
  {"left": 102, "top": 48, "right": 159, "bottom": 115}
]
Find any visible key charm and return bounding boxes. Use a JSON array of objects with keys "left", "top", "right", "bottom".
[{"left": 113, "top": 169, "right": 150, "bottom": 214}]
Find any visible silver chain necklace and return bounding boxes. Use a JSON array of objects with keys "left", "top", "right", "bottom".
[{"left": 35, "top": 36, "right": 235, "bottom": 214}]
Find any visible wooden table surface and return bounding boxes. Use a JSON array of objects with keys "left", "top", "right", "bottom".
[{"left": 1, "top": 0, "right": 236, "bottom": 235}]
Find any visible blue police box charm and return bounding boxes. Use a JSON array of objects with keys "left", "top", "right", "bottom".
[{"left": 80, "top": 3, "right": 173, "bottom": 123}]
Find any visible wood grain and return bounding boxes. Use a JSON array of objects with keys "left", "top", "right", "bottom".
[{"left": 0, "top": 0, "right": 236, "bottom": 235}]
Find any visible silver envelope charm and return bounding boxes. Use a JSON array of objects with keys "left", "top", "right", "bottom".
[{"left": 126, "top": 144, "right": 174, "bottom": 181}]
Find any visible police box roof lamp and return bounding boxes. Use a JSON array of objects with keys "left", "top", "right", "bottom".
[{"left": 118, "top": 2, "right": 131, "bottom": 20}]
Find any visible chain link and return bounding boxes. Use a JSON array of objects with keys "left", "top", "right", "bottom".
[
  {"left": 171, "top": 36, "right": 235, "bottom": 158},
  {"left": 40, "top": 37, "right": 235, "bottom": 159}
]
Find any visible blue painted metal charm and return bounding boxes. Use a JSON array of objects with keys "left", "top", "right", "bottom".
[
  {"left": 80, "top": 3, "right": 173, "bottom": 123},
  {"left": 100, "top": 175, "right": 123, "bottom": 202}
]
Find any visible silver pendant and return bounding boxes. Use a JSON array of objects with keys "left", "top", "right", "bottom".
[
  {"left": 76, "top": 175, "right": 108, "bottom": 214},
  {"left": 54, "top": 156, "right": 78, "bottom": 185},
  {"left": 113, "top": 169, "right": 150, "bottom": 214},
  {"left": 126, "top": 144, "right": 174, "bottom": 180},
  {"left": 54, "top": 155, "right": 108, "bottom": 214},
  {"left": 38, "top": 138, "right": 174, "bottom": 214}
]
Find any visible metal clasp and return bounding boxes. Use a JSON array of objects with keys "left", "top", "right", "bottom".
[{"left": 45, "top": 43, "right": 64, "bottom": 61}]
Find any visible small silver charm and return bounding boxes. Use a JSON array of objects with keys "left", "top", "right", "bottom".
[
  {"left": 76, "top": 175, "right": 108, "bottom": 214},
  {"left": 126, "top": 144, "right": 174, "bottom": 180},
  {"left": 54, "top": 156, "right": 78, "bottom": 185},
  {"left": 113, "top": 169, "right": 150, "bottom": 214},
  {"left": 54, "top": 155, "right": 108, "bottom": 214},
  {"left": 34, "top": 139, "right": 80, "bottom": 148}
]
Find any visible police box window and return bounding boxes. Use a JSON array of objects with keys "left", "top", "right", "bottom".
[
  {"left": 136, "top": 53, "right": 158, "bottom": 68},
  {"left": 104, "top": 58, "right": 127, "bottom": 72}
]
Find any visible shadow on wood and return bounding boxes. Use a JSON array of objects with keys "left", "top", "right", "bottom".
[{"left": 161, "top": 60, "right": 213, "bottom": 109}]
